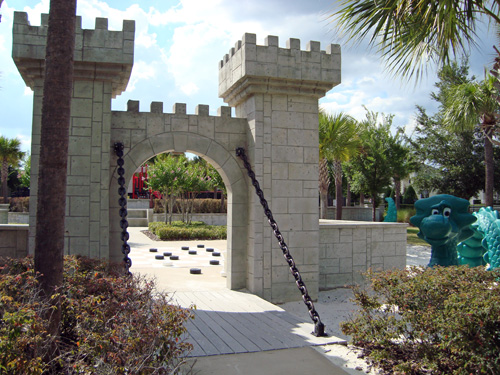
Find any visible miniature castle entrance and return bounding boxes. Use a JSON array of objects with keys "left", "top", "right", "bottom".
[{"left": 13, "top": 12, "right": 341, "bottom": 303}]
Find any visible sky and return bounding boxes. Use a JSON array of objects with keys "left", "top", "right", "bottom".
[{"left": 0, "top": 0, "right": 497, "bottom": 154}]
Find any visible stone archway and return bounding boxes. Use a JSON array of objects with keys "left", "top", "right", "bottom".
[
  {"left": 109, "top": 130, "right": 249, "bottom": 290},
  {"left": 14, "top": 12, "right": 342, "bottom": 303}
]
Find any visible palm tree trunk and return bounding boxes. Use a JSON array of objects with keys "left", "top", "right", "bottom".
[
  {"left": 346, "top": 183, "right": 351, "bottom": 206},
  {"left": 34, "top": 0, "right": 76, "bottom": 341},
  {"left": 484, "top": 126, "right": 494, "bottom": 207},
  {"left": 360, "top": 192, "right": 365, "bottom": 205},
  {"left": 371, "top": 194, "right": 377, "bottom": 221},
  {"left": 319, "top": 158, "right": 329, "bottom": 219},
  {"left": 394, "top": 178, "right": 401, "bottom": 210},
  {"left": 333, "top": 160, "right": 343, "bottom": 220},
  {"left": 1, "top": 160, "right": 8, "bottom": 203}
]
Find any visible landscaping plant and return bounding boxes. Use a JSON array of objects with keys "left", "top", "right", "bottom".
[
  {"left": 341, "top": 266, "right": 500, "bottom": 375},
  {"left": 0, "top": 256, "right": 193, "bottom": 374},
  {"left": 148, "top": 221, "right": 226, "bottom": 241}
]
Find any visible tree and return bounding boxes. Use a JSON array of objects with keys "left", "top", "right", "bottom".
[
  {"left": 408, "top": 61, "right": 499, "bottom": 202},
  {"left": 319, "top": 111, "right": 361, "bottom": 219},
  {"left": 34, "top": 0, "right": 77, "bottom": 342},
  {"left": 0, "top": 136, "right": 24, "bottom": 203},
  {"left": 385, "top": 129, "right": 414, "bottom": 209},
  {"left": 147, "top": 154, "right": 185, "bottom": 224},
  {"left": 443, "top": 73, "right": 499, "bottom": 206},
  {"left": 332, "top": 0, "right": 500, "bottom": 81},
  {"left": 19, "top": 153, "right": 31, "bottom": 189},
  {"left": 344, "top": 112, "right": 394, "bottom": 221}
]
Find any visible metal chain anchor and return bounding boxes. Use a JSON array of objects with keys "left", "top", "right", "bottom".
[
  {"left": 236, "top": 147, "right": 326, "bottom": 337},
  {"left": 114, "top": 142, "right": 132, "bottom": 275}
]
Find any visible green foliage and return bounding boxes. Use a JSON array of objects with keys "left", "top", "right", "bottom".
[
  {"left": 0, "top": 256, "right": 193, "bottom": 374},
  {"left": 154, "top": 198, "right": 227, "bottom": 214},
  {"left": 342, "top": 266, "right": 500, "bottom": 374},
  {"left": 149, "top": 222, "right": 227, "bottom": 241},
  {"left": 402, "top": 185, "right": 418, "bottom": 204},
  {"left": 398, "top": 207, "right": 416, "bottom": 224}
]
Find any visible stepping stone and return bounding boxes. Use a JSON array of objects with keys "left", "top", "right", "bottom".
[
  {"left": 170, "top": 255, "right": 179, "bottom": 260},
  {"left": 149, "top": 248, "right": 158, "bottom": 252},
  {"left": 190, "top": 268, "right": 202, "bottom": 275},
  {"left": 197, "top": 244, "right": 205, "bottom": 248},
  {"left": 206, "top": 248, "right": 214, "bottom": 252},
  {"left": 163, "top": 252, "right": 172, "bottom": 257},
  {"left": 212, "top": 252, "right": 221, "bottom": 257},
  {"left": 181, "top": 246, "right": 189, "bottom": 250},
  {"left": 188, "top": 250, "right": 197, "bottom": 255},
  {"left": 209, "top": 260, "right": 220, "bottom": 265},
  {"left": 155, "top": 255, "right": 164, "bottom": 260}
]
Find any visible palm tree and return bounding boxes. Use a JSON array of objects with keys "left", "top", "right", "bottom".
[
  {"left": 443, "top": 73, "right": 499, "bottom": 206},
  {"left": 0, "top": 136, "right": 24, "bottom": 204},
  {"left": 34, "top": 0, "right": 77, "bottom": 341},
  {"left": 332, "top": 0, "right": 500, "bottom": 81},
  {"left": 386, "top": 129, "right": 413, "bottom": 210},
  {"left": 333, "top": 0, "right": 500, "bottom": 205},
  {"left": 319, "top": 111, "right": 361, "bottom": 220}
]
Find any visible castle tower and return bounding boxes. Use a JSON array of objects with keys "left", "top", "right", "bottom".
[
  {"left": 219, "top": 34, "right": 341, "bottom": 302},
  {"left": 12, "top": 12, "right": 135, "bottom": 258}
]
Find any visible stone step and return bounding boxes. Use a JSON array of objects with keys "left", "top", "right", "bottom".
[
  {"left": 127, "top": 209, "right": 147, "bottom": 218},
  {"left": 127, "top": 217, "right": 148, "bottom": 227}
]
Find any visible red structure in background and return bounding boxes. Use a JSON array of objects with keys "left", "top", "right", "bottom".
[{"left": 130, "top": 165, "right": 161, "bottom": 200}]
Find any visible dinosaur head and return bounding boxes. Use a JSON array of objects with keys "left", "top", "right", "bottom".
[{"left": 410, "top": 194, "right": 477, "bottom": 247}]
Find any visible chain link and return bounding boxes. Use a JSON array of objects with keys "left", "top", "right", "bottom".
[
  {"left": 114, "top": 142, "right": 132, "bottom": 275},
  {"left": 236, "top": 147, "right": 326, "bottom": 337}
]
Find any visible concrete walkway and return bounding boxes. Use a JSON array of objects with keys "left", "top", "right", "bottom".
[{"left": 127, "top": 227, "right": 352, "bottom": 374}]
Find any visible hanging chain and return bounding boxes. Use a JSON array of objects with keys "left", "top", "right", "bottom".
[
  {"left": 114, "top": 142, "right": 132, "bottom": 275},
  {"left": 236, "top": 147, "right": 326, "bottom": 337}
]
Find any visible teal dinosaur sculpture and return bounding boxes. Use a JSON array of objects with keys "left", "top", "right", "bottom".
[
  {"left": 383, "top": 197, "right": 397, "bottom": 222},
  {"left": 410, "top": 194, "right": 476, "bottom": 267},
  {"left": 474, "top": 207, "right": 500, "bottom": 271},
  {"left": 456, "top": 221, "right": 487, "bottom": 267}
]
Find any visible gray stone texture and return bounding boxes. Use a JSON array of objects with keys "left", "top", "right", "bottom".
[{"left": 13, "top": 14, "right": 406, "bottom": 304}]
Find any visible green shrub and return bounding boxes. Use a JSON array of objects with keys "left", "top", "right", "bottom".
[
  {"left": 397, "top": 207, "right": 415, "bottom": 223},
  {"left": 8, "top": 197, "right": 29, "bottom": 212},
  {"left": 0, "top": 256, "right": 193, "bottom": 374},
  {"left": 153, "top": 222, "right": 226, "bottom": 240},
  {"left": 153, "top": 199, "right": 226, "bottom": 214},
  {"left": 341, "top": 266, "right": 500, "bottom": 375}
]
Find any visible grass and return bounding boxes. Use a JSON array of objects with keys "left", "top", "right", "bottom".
[{"left": 407, "top": 226, "right": 430, "bottom": 246}]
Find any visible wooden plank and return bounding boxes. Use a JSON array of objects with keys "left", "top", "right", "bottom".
[
  {"left": 188, "top": 309, "right": 234, "bottom": 355},
  {"left": 210, "top": 291, "right": 307, "bottom": 349},
  {"left": 187, "top": 291, "right": 263, "bottom": 353},
  {"left": 183, "top": 318, "right": 221, "bottom": 356}
]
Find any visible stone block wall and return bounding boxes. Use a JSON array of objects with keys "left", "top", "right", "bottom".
[
  {"left": 319, "top": 220, "right": 407, "bottom": 289},
  {"left": 0, "top": 225, "right": 29, "bottom": 259},
  {"left": 219, "top": 34, "right": 341, "bottom": 303}
]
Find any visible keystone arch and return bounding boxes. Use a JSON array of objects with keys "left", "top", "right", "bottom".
[{"left": 109, "top": 131, "right": 249, "bottom": 290}]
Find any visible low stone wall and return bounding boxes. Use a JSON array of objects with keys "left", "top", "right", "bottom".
[
  {"left": 0, "top": 224, "right": 29, "bottom": 259},
  {"left": 150, "top": 212, "right": 227, "bottom": 226},
  {"left": 8, "top": 212, "right": 29, "bottom": 224},
  {"left": 326, "top": 206, "right": 385, "bottom": 222},
  {"left": 319, "top": 219, "right": 407, "bottom": 289}
]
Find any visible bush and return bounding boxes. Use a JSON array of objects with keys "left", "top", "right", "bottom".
[
  {"left": 153, "top": 199, "right": 226, "bottom": 214},
  {"left": 0, "top": 256, "right": 193, "bottom": 374},
  {"left": 341, "top": 266, "right": 500, "bottom": 375},
  {"left": 397, "top": 207, "right": 415, "bottom": 224},
  {"left": 149, "top": 222, "right": 226, "bottom": 240},
  {"left": 6, "top": 197, "right": 30, "bottom": 212}
]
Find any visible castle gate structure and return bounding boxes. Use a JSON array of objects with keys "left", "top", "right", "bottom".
[{"left": 13, "top": 12, "right": 342, "bottom": 303}]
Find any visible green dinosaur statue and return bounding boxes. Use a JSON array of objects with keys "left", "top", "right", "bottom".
[
  {"left": 410, "top": 194, "right": 476, "bottom": 267},
  {"left": 474, "top": 207, "right": 500, "bottom": 271},
  {"left": 456, "top": 220, "right": 486, "bottom": 267},
  {"left": 383, "top": 197, "right": 397, "bottom": 222}
]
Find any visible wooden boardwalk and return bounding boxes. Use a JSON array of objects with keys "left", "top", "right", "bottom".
[{"left": 171, "top": 290, "right": 345, "bottom": 357}]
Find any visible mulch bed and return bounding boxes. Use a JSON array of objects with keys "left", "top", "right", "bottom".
[{"left": 141, "top": 230, "right": 161, "bottom": 241}]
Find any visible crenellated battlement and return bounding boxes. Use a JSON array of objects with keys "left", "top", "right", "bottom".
[
  {"left": 12, "top": 11, "right": 135, "bottom": 98},
  {"left": 218, "top": 33, "right": 341, "bottom": 106},
  {"left": 124, "top": 100, "right": 234, "bottom": 118}
]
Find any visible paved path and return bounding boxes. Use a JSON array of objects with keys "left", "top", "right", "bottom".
[{"left": 127, "top": 227, "right": 345, "bottom": 358}]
